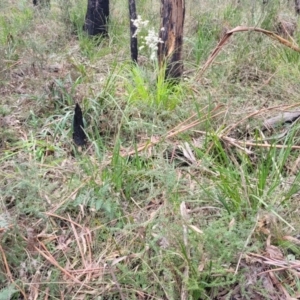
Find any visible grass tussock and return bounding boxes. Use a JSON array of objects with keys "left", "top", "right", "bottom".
[{"left": 2, "top": 0, "right": 300, "bottom": 299}]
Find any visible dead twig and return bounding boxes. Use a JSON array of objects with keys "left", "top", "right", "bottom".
[
  {"left": 35, "top": 241, "right": 93, "bottom": 290},
  {"left": 194, "top": 116, "right": 300, "bottom": 154},
  {"left": 180, "top": 202, "right": 189, "bottom": 300},
  {"left": 235, "top": 215, "right": 259, "bottom": 275},
  {"left": 109, "top": 267, "right": 126, "bottom": 300},
  {"left": 0, "top": 243, "right": 27, "bottom": 299},
  {"left": 232, "top": 140, "right": 300, "bottom": 150},
  {"left": 197, "top": 26, "right": 300, "bottom": 80},
  {"left": 118, "top": 104, "right": 225, "bottom": 158},
  {"left": 222, "top": 103, "right": 300, "bottom": 135},
  {"left": 68, "top": 214, "right": 87, "bottom": 270},
  {"left": 45, "top": 212, "right": 84, "bottom": 229}
]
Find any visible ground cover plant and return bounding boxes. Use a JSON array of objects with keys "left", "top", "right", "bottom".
[{"left": 2, "top": 0, "right": 300, "bottom": 299}]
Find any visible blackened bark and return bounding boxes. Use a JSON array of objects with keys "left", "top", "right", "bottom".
[
  {"left": 33, "top": 0, "right": 50, "bottom": 7},
  {"left": 73, "top": 103, "right": 87, "bottom": 146},
  {"left": 84, "top": 0, "right": 109, "bottom": 36},
  {"left": 158, "top": 0, "right": 185, "bottom": 81},
  {"left": 295, "top": 0, "right": 300, "bottom": 15},
  {"left": 129, "top": 0, "right": 138, "bottom": 63}
]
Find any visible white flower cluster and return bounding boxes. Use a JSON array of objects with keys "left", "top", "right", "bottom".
[
  {"left": 131, "top": 15, "right": 149, "bottom": 38},
  {"left": 131, "top": 15, "right": 164, "bottom": 61}
]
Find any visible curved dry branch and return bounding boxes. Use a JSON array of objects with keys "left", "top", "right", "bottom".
[{"left": 197, "top": 26, "right": 300, "bottom": 80}]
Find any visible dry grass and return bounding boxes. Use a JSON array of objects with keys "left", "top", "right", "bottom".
[{"left": 2, "top": 0, "right": 300, "bottom": 299}]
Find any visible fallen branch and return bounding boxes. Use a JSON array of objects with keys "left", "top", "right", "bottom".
[
  {"left": 193, "top": 129, "right": 300, "bottom": 152},
  {"left": 197, "top": 26, "right": 300, "bottom": 80},
  {"left": 263, "top": 111, "right": 300, "bottom": 130},
  {"left": 222, "top": 103, "right": 300, "bottom": 135}
]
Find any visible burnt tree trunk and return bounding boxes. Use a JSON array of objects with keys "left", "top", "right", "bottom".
[
  {"left": 84, "top": 0, "right": 109, "bottom": 36},
  {"left": 129, "top": 0, "right": 138, "bottom": 63},
  {"left": 295, "top": 0, "right": 300, "bottom": 14},
  {"left": 158, "top": 0, "right": 185, "bottom": 81},
  {"left": 33, "top": 0, "right": 50, "bottom": 8}
]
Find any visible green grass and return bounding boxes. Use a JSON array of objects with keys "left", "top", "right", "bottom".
[{"left": 1, "top": 0, "right": 300, "bottom": 299}]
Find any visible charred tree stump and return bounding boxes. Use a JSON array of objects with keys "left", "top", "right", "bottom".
[
  {"left": 129, "top": 0, "right": 138, "bottom": 63},
  {"left": 158, "top": 0, "right": 185, "bottom": 81},
  {"left": 73, "top": 103, "right": 87, "bottom": 146},
  {"left": 33, "top": 0, "right": 50, "bottom": 8},
  {"left": 84, "top": 0, "right": 109, "bottom": 36},
  {"left": 295, "top": 0, "right": 300, "bottom": 15}
]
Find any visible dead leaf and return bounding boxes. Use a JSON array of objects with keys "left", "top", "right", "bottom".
[
  {"left": 229, "top": 218, "right": 235, "bottom": 230},
  {"left": 188, "top": 224, "right": 203, "bottom": 234},
  {"left": 180, "top": 201, "right": 189, "bottom": 221},
  {"left": 112, "top": 256, "right": 128, "bottom": 266},
  {"left": 178, "top": 142, "right": 197, "bottom": 164}
]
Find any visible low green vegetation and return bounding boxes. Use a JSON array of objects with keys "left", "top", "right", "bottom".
[{"left": 1, "top": 0, "right": 300, "bottom": 299}]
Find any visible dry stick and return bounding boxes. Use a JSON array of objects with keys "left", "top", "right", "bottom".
[
  {"left": 268, "top": 270, "right": 293, "bottom": 299},
  {"left": 234, "top": 215, "right": 259, "bottom": 275},
  {"left": 0, "top": 60, "right": 21, "bottom": 73},
  {"left": 257, "top": 261, "right": 300, "bottom": 276},
  {"left": 221, "top": 136, "right": 253, "bottom": 154},
  {"left": 68, "top": 267, "right": 105, "bottom": 273},
  {"left": 168, "top": 110, "right": 225, "bottom": 138},
  {"left": 197, "top": 26, "right": 300, "bottom": 80},
  {"left": 258, "top": 257, "right": 300, "bottom": 298},
  {"left": 45, "top": 212, "right": 93, "bottom": 279},
  {"left": 168, "top": 104, "right": 210, "bottom": 132},
  {"left": 234, "top": 140, "right": 300, "bottom": 150},
  {"left": 180, "top": 202, "right": 189, "bottom": 300},
  {"left": 84, "top": 227, "right": 93, "bottom": 267},
  {"left": 34, "top": 179, "right": 90, "bottom": 228},
  {"left": 35, "top": 242, "right": 93, "bottom": 289},
  {"left": 195, "top": 129, "right": 300, "bottom": 151},
  {"left": 45, "top": 212, "right": 84, "bottom": 229},
  {"left": 194, "top": 124, "right": 300, "bottom": 155},
  {"left": 49, "top": 180, "right": 89, "bottom": 214},
  {"left": 169, "top": 104, "right": 224, "bottom": 134},
  {"left": 193, "top": 130, "right": 253, "bottom": 154},
  {"left": 0, "top": 244, "right": 27, "bottom": 299},
  {"left": 109, "top": 267, "right": 126, "bottom": 300},
  {"left": 248, "top": 251, "right": 299, "bottom": 267},
  {"left": 254, "top": 71, "right": 277, "bottom": 92},
  {"left": 68, "top": 214, "right": 87, "bottom": 269},
  {"left": 44, "top": 287, "right": 49, "bottom": 300},
  {"left": 258, "top": 264, "right": 300, "bottom": 275},
  {"left": 119, "top": 105, "right": 225, "bottom": 158},
  {"left": 126, "top": 111, "right": 224, "bottom": 156},
  {"left": 173, "top": 108, "right": 226, "bottom": 160},
  {"left": 0, "top": 243, "right": 13, "bottom": 282},
  {"left": 222, "top": 103, "right": 300, "bottom": 135}
]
